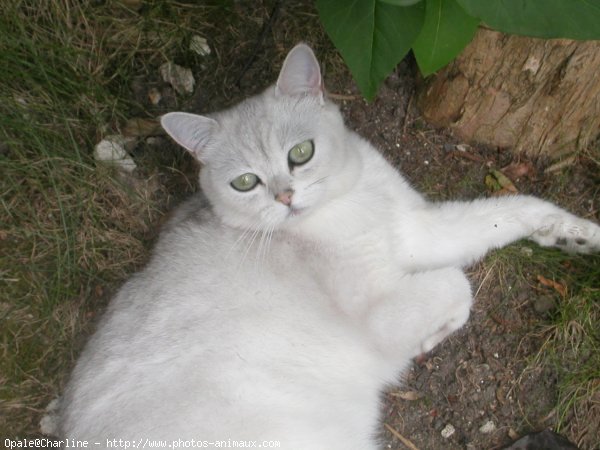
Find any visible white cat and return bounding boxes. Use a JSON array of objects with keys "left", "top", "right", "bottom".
[{"left": 55, "top": 44, "right": 599, "bottom": 449}]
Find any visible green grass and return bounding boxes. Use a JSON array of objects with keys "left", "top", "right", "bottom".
[
  {"left": 485, "top": 243, "right": 600, "bottom": 448},
  {"left": 541, "top": 273, "right": 599, "bottom": 446},
  {"left": 0, "top": 0, "right": 222, "bottom": 435}
]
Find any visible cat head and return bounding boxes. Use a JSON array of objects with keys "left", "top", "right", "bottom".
[{"left": 161, "top": 44, "right": 360, "bottom": 232}]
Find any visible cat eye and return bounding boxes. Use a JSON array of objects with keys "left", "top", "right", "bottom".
[
  {"left": 288, "top": 140, "right": 314, "bottom": 167},
  {"left": 230, "top": 173, "right": 260, "bottom": 192}
]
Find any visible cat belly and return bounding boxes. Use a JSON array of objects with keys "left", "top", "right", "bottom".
[{"left": 58, "top": 267, "right": 395, "bottom": 449}]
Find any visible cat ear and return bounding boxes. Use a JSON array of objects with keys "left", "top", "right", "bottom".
[
  {"left": 276, "top": 43, "right": 323, "bottom": 100},
  {"left": 161, "top": 112, "right": 217, "bottom": 162}
]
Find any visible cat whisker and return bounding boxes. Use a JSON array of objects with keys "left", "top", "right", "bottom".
[
  {"left": 306, "top": 176, "right": 329, "bottom": 189},
  {"left": 256, "top": 217, "right": 278, "bottom": 274},
  {"left": 226, "top": 217, "right": 263, "bottom": 260},
  {"left": 264, "top": 223, "right": 276, "bottom": 269},
  {"left": 239, "top": 227, "right": 262, "bottom": 269},
  {"left": 256, "top": 225, "right": 269, "bottom": 272}
]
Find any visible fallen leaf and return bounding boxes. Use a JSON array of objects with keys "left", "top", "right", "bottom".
[
  {"left": 123, "top": 118, "right": 161, "bottom": 138},
  {"left": 508, "top": 428, "right": 520, "bottom": 440},
  {"left": 501, "top": 161, "right": 535, "bottom": 180},
  {"left": 485, "top": 169, "right": 518, "bottom": 195},
  {"left": 389, "top": 390, "right": 422, "bottom": 401},
  {"left": 537, "top": 275, "right": 567, "bottom": 297}
]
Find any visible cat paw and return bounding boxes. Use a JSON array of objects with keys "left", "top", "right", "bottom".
[
  {"left": 532, "top": 214, "right": 600, "bottom": 254},
  {"left": 419, "top": 299, "right": 471, "bottom": 355}
]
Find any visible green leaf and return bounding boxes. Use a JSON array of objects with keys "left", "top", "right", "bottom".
[
  {"left": 412, "top": 0, "right": 480, "bottom": 76},
  {"left": 380, "top": 0, "right": 423, "bottom": 5},
  {"left": 456, "top": 0, "right": 600, "bottom": 40},
  {"left": 316, "top": 0, "right": 425, "bottom": 100}
]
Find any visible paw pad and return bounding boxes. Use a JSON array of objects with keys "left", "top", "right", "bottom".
[{"left": 555, "top": 237, "right": 567, "bottom": 246}]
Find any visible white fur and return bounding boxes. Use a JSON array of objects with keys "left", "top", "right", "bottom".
[{"left": 55, "top": 44, "right": 600, "bottom": 449}]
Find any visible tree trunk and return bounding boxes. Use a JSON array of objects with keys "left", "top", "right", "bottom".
[{"left": 418, "top": 28, "right": 600, "bottom": 159}]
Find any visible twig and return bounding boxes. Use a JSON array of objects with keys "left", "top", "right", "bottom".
[
  {"left": 235, "top": 0, "right": 282, "bottom": 88},
  {"left": 544, "top": 155, "right": 577, "bottom": 174},
  {"left": 448, "top": 149, "right": 486, "bottom": 163},
  {"left": 402, "top": 93, "right": 414, "bottom": 134},
  {"left": 327, "top": 92, "right": 360, "bottom": 101},
  {"left": 384, "top": 423, "right": 420, "bottom": 450}
]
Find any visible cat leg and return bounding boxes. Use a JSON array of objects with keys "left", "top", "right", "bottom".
[
  {"left": 396, "top": 195, "right": 600, "bottom": 271},
  {"left": 366, "top": 268, "right": 472, "bottom": 360}
]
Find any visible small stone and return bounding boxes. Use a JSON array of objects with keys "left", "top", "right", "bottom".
[
  {"left": 189, "top": 35, "right": 211, "bottom": 56},
  {"left": 441, "top": 424, "right": 456, "bottom": 438},
  {"left": 159, "top": 62, "right": 195, "bottom": 96},
  {"left": 479, "top": 420, "right": 496, "bottom": 434},
  {"left": 94, "top": 135, "right": 137, "bottom": 173},
  {"left": 456, "top": 144, "right": 470, "bottom": 152}
]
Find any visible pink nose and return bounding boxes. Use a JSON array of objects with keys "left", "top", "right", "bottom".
[{"left": 275, "top": 189, "right": 294, "bottom": 206}]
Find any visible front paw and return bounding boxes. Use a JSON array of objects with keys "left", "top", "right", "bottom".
[
  {"left": 419, "top": 298, "right": 471, "bottom": 355},
  {"left": 532, "top": 214, "right": 600, "bottom": 254}
]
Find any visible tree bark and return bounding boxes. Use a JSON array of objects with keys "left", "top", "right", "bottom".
[{"left": 418, "top": 28, "right": 600, "bottom": 159}]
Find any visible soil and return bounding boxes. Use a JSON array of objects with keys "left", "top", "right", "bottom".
[{"left": 52, "top": 1, "right": 599, "bottom": 449}]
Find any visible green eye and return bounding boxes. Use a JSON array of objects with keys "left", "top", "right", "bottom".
[
  {"left": 288, "top": 140, "right": 314, "bottom": 166},
  {"left": 231, "top": 173, "right": 259, "bottom": 192}
]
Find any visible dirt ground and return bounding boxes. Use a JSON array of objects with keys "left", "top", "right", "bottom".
[{"left": 32, "top": 1, "right": 599, "bottom": 448}]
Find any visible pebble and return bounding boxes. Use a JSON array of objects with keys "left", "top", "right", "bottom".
[
  {"left": 479, "top": 420, "right": 496, "bottom": 434},
  {"left": 93, "top": 135, "right": 137, "bottom": 173},
  {"left": 441, "top": 424, "right": 456, "bottom": 438},
  {"left": 189, "top": 35, "right": 211, "bottom": 56},
  {"left": 159, "top": 62, "right": 195, "bottom": 96}
]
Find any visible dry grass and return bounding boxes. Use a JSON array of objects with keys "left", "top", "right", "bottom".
[
  {"left": 0, "top": 0, "right": 330, "bottom": 436},
  {"left": 0, "top": 0, "right": 215, "bottom": 435}
]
